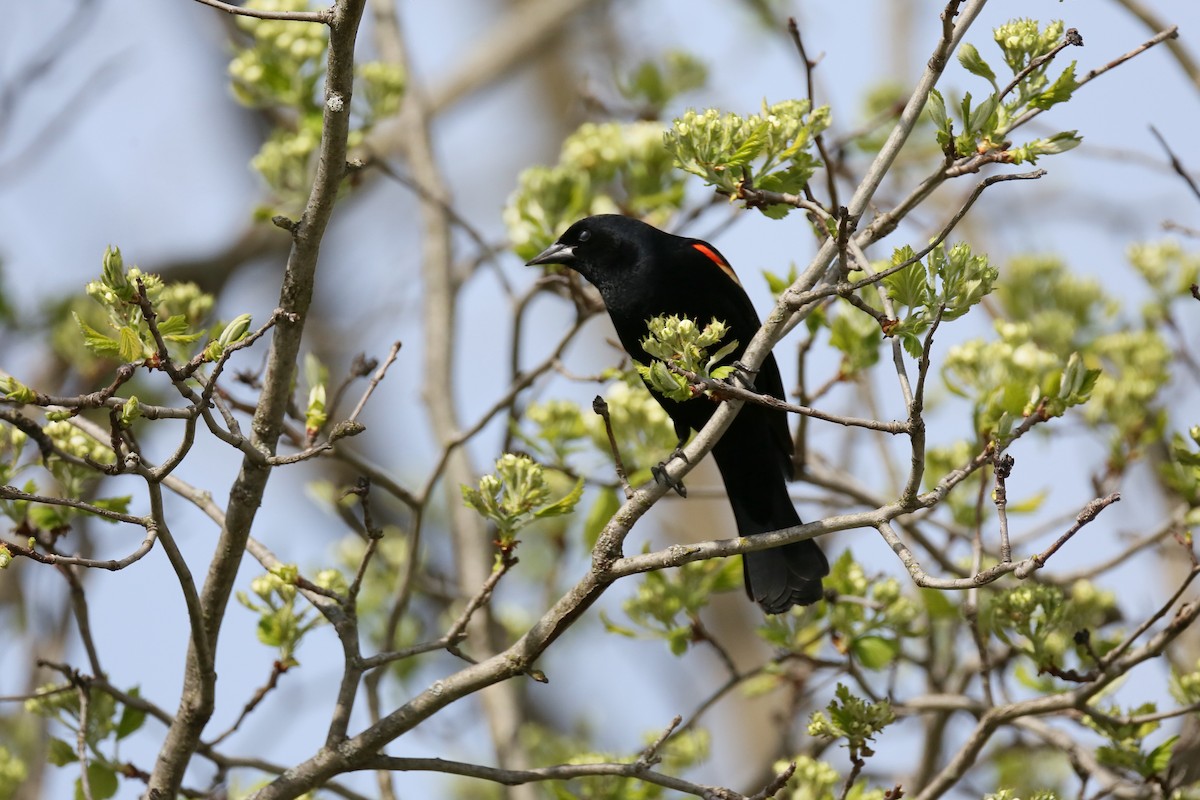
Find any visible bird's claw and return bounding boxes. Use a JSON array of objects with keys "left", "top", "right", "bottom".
[{"left": 652, "top": 447, "right": 689, "bottom": 497}]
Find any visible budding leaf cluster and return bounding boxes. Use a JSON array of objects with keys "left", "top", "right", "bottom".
[
  {"left": 235, "top": 564, "right": 341, "bottom": 666},
  {"left": 23, "top": 681, "right": 147, "bottom": 800},
  {"left": 604, "top": 557, "right": 742, "bottom": 656},
  {"left": 664, "top": 99, "right": 830, "bottom": 217},
  {"left": 1082, "top": 701, "right": 1177, "bottom": 780},
  {"left": 76, "top": 246, "right": 208, "bottom": 364},
  {"left": 520, "top": 380, "right": 679, "bottom": 546},
  {"left": 462, "top": 454, "right": 583, "bottom": 555},
  {"left": 1162, "top": 427, "right": 1200, "bottom": 528},
  {"left": 229, "top": 0, "right": 404, "bottom": 210},
  {"left": 636, "top": 315, "right": 738, "bottom": 403},
  {"left": 984, "top": 581, "right": 1119, "bottom": 671},
  {"left": 807, "top": 683, "right": 895, "bottom": 759},
  {"left": 506, "top": 121, "right": 685, "bottom": 260},
  {"left": 885, "top": 242, "right": 998, "bottom": 358},
  {"left": 928, "top": 19, "right": 1081, "bottom": 165}
]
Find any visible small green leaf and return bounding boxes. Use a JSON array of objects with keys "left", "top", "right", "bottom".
[
  {"left": 76, "top": 763, "right": 118, "bottom": 800},
  {"left": 117, "top": 326, "right": 143, "bottom": 363},
  {"left": 851, "top": 635, "right": 899, "bottom": 669},
  {"left": 726, "top": 121, "right": 770, "bottom": 169},
  {"left": 1030, "top": 62, "right": 1078, "bottom": 110},
  {"left": 74, "top": 314, "right": 122, "bottom": 358},
  {"left": 155, "top": 314, "right": 191, "bottom": 338},
  {"left": 958, "top": 43, "right": 997, "bottom": 87},
  {"left": 1146, "top": 735, "right": 1178, "bottom": 776},
  {"left": 1007, "top": 490, "right": 1048, "bottom": 514},
  {"left": 599, "top": 610, "right": 639, "bottom": 638},
  {"left": 967, "top": 92, "right": 999, "bottom": 135},
  {"left": 927, "top": 89, "right": 950, "bottom": 140},
  {"left": 47, "top": 737, "right": 77, "bottom": 766},
  {"left": 533, "top": 477, "right": 584, "bottom": 519},
  {"left": 116, "top": 688, "right": 147, "bottom": 739},
  {"left": 90, "top": 496, "right": 133, "bottom": 520}
]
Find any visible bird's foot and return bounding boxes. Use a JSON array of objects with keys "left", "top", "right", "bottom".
[{"left": 652, "top": 447, "right": 689, "bottom": 498}]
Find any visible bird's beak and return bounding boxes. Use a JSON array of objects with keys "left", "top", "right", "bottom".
[{"left": 525, "top": 242, "right": 575, "bottom": 267}]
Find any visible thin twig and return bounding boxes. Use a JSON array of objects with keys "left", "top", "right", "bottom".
[
  {"left": 1149, "top": 125, "right": 1200, "bottom": 205},
  {"left": 191, "top": 0, "right": 332, "bottom": 23},
  {"left": 592, "top": 395, "right": 634, "bottom": 498},
  {"left": 345, "top": 340, "right": 402, "bottom": 423}
]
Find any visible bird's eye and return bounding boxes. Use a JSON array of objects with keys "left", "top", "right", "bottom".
[{"left": 577, "top": 230, "right": 591, "bottom": 243}]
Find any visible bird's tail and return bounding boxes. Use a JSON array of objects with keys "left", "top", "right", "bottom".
[
  {"left": 742, "top": 538, "right": 827, "bottom": 614},
  {"left": 717, "top": 446, "right": 829, "bottom": 613}
]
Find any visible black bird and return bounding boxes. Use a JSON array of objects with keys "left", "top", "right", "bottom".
[{"left": 527, "top": 214, "right": 828, "bottom": 613}]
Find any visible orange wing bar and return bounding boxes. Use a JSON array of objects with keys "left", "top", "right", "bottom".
[{"left": 692, "top": 243, "right": 741, "bottom": 286}]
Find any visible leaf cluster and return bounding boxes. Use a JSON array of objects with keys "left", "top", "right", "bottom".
[
  {"left": 664, "top": 99, "right": 830, "bottom": 217},
  {"left": 229, "top": 0, "right": 404, "bottom": 209},
  {"left": 807, "top": 683, "right": 895, "bottom": 759},
  {"left": 604, "top": 557, "right": 742, "bottom": 656},
  {"left": 885, "top": 241, "right": 998, "bottom": 358},
  {"left": 461, "top": 454, "right": 583, "bottom": 553},
  {"left": 928, "top": 19, "right": 1081, "bottom": 165},
  {"left": 235, "top": 564, "right": 341, "bottom": 665},
  {"left": 24, "top": 683, "right": 147, "bottom": 800},
  {"left": 635, "top": 315, "right": 738, "bottom": 402},
  {"left": 983, "top": 581, "right": 1119, "bottom": 673},
  {"left": 505, "top": 121, "right": 685, "bottom": 260}
]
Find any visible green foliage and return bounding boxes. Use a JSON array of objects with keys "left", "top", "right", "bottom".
[
  {"left": 754, "top": 552, "right": 926, "bottom": 695},
  {"left": 1128, "top": 239, "right": 1200, "bottom": 324},
  {"left": 506, "top": 121, "right": 685, "bottom": 260},
  {"left": 943, "top": 322, "right": 1098, "bottom": 440},
  {"left": 328, "top": 528, "right": 425, "bottom": 676},
  {"left": 519, "top": 379, "right": 680, "bottom": 546},
  {"left": 0, "top": 421, "right": 131, "bottom": 532},
  {"left": 1170, "top": 657, "right": 1200, "bottom": 705},
  {"left": 807, "top": 684, "right": 895, "bottom": 759},
  {"left": 983, "top": 581, "right": 1119, "bottom": 674},
  {"left": 1082, "top": 703, "right": 1176, "bottom": 780},
  {"left": 604, "top": 557, "right": 742, "bottom": 656},
  {"left": 0, "top": 746, "right": 27, "bottom": 800},
  {"left": 203, "top": 313, "right": 253, "bottom": 361},
  {"left": 76, "top": 246, "right": 210, "bottom": 364},
  {"left": 303, "top": 353, "right": 329, "bottom": 438},
  {"left": 635, "top": 315, "right": 739, "bottom": 402},
  {"left": 994, "top": 256, "right": 1115, "bottom": 354},
  {"left": 984, "top": 790, "right": 1059, "bottom": 800},
  {"left": 885, "top": 242, "right": 997, "bottom": 358},
  {"left": 988, "top": 748, "right": 1068, "bottom": 800},
  {"left": 664, "top": 99, "right": 830, "bottom": 217},
  {"left": 461, "top": 454, "right": 583, "bottom": 553},
  {"left": 825, "top": 552, "right": 919, "bottom": 670},
  {"left": 828, "top": 300, "right": 882, "bottom": 375},
  {"left": 777, "top": 756, "right": 888, "bottom": 800},
  {"left": 619, "top": 51, "right": 708, "bottom": 115},
  {"left": 1083, "top": 330, "right": 1170, "bottom": 455},
  {"left": 523, "top": 378, "right": 679, "bottom": 483},
  {"left": 929, "top": 19, "right": 1080, "bottom": 164},
  {"left": 235, "top": 564, "right": 337, "bottom": 666},
  {"left": 1162, "top": 426, "right": 1200, "bottom": 529},
  {"left": 24, "top": 683, "right": 147, "bottom": 800},
  {"left": 229, "top": 0, "right": 404, "bottom": 209},
  {"left": 488, "top": 722, "right": 709, "bottom": 800},
  {"left": 987, "top": 253, "right": 1172, "bottom": 462},
  {"left": 854, "top": 81, "right": 912, "bottom": 154}
]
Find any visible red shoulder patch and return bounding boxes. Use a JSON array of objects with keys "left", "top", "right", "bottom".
[{"left": 692, "top": 242, "right": 741, "bottom": 286}]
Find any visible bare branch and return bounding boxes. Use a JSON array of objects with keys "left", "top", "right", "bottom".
[{"left": 191, "top": 0, "right": 332, "bottom": 23}]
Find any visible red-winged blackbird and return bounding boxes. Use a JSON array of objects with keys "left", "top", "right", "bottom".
[{"left": 527, "top": 214, "right": 829, "bottom": 613}]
